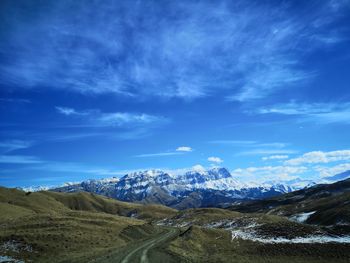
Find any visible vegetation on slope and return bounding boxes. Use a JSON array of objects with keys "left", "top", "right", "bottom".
[
  {"left": 228, "top": 178, "right": 350, "bottom": 227},
  {"left": 0, "top": 187, "right": 175, "bottom": 262}
]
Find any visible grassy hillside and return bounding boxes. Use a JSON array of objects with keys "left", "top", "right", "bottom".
[
  {"left": 168, "top": 226, "right": 350, "bottom": 263},
  {"left": 1, "top": 186, "right": 350, "bottom": 262},
  {"left": 0, "top": 187, "right": 175, "bottom": 262},
  {"left": 0, "top": 187, "right": 176, "bottom": 220},
  {"left": 42, "top": 190, "right": 177, "bottom": 220},
  {"left": 228, "top": 178, "right": 350, "bottom": 227},
  {"left": 159, "top": 208, "right": 350, "bottom": 262}
]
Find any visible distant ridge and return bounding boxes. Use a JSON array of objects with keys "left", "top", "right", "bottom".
[{"left": 49, "top": 167, "right": 334, "bottom": 209}]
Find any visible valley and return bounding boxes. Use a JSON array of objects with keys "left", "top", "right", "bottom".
[{"left": 1, "top": 175, "right": 350, "bottom": 262}]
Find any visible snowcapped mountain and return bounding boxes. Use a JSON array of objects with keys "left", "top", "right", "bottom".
[
  {"left": 52, "top": 167, "right": 315, "bottom": 209},
  {"left": 261, "top": 178, "right": 316, "bottom": 192}
]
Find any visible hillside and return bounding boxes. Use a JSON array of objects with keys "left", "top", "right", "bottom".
[
  {"left": 1, "top": 187, "right": 350, "bottom": 262},
  {"left": 228, "top": 178, "right": 350, "bottom": 227},
  {"left": 0, "top": 187, "right": 176, "bottom": 262},
  {"left": 158, "top": 208, "right": 350, "bottom": 263}
]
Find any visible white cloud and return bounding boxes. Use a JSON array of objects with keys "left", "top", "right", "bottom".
[
  {"left": 257, "top": 143, "right": 287, "bottom": 148},
  {"left": 0, "top": 155, "right": 43, "bottom": 164},
  {"left": 315, "top": 163, "right": 350, "bottom": 177},
  {"left": 209, "top": 140, "right": 288, "bottom": 149},
  {"left": 231, "top": 165, "right": 307, "bottom": 182},
  {"left": 257, "top": 102, "right": 350, "bottom": 124},
  {"left": 0, "top": 98, "right": 31, "bottom": 103},
  {"left": 136, "top": 146, "right": 193, "bottom": 158},
  {"left": 262, "top": 155, "right": 289, "bottom": 161},
  {"left": 239, "top": 149, "right": 297, "bottom": 156},
  {"left": 56, "top": 106, "right": 166, "bottom": 127},
  {"left": 134, "top": 152, "right": 183, "bottom": 158},
  {"left": 55, "top": 106, "right": 80, "bottom": 116},
  {"left": 285, "top": 150, "right": 350, "bottom": 165},
  {"left": 208, "top": 156, "right": 223, "bottom": 164},
  {"left": 0, "top": 140, "right": 33, "bottom": 153},
  {"left": 191, "top": 164, "right": 206, "bottom": 173},
  {"left": 176, "top": 146, "right": 193, "bottom": 152},
  {"left": 1, "top": 1, "right": 345, "bottom": 101},
  {"left": 314, "top": 163, "right": 350, "bottom": 178},
  {"left": 233, "top": 149, "right": 350, "bottom": 182},
  {"left": 208, "top": 140, "right": 257, "bottom": 145},
  {"left": 98, "top": 112, "right": 161, "bottom": 126}
]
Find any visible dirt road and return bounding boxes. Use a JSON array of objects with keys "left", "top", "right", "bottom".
[
  {"left": 121, "top": 228, "right": 178, "bottom": 263},
  {"left": 91, "top": 227, "right": 179, "bottom": 263}
]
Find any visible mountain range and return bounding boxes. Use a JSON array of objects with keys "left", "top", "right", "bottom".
[
  {"left": 4, "top": 174, "right": 350, "bottom": 262},
  {"left": 50, "top": 167, "right": 349, "bottom": 209}
]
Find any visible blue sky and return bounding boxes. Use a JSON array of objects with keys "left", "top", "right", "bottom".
[{"left": 1, "top": 0, "right": 350, "bottom": 187}]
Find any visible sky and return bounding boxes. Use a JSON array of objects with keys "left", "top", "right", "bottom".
[{"left": 1, "top": 0, "right": 350, "bottom": 187}]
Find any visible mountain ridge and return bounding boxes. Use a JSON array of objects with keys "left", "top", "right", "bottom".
[{"left": 48, "top": 167, "right": 347, "bottom": 209}]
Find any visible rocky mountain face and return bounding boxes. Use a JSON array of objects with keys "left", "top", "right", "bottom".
[{"left": 51, "top": 167, "right": 320, "bottom": 209}]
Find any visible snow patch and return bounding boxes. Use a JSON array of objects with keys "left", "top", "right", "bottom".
[
  {"left": 0, "top": 256, "right": 24, "bottom": 263},
  {"left": 231, "top": 230, "right": 350, "bottom": 244},
  {"left": 0, "top": 241, "right": 32, "bottom": 253},
  {"left": 289, "top": 211, "right": 316, "bottom": 223}
]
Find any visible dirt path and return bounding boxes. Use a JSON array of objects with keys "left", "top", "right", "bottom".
[
  {"left": 91, "top": 227, "right": 179, "bottom": 263},
  {"left": 121, "top": 228, "right": 178, "bottom": 263}
]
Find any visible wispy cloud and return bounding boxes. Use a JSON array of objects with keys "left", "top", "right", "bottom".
[
  {"left": 208, "top": 156, "right": 223, "bottom": 164},
  {"left": 176, "top": 146, "right": 193, "bottom": 152},
  {"left": 238, "top": 149, "right": 297, "bottom": 156},
  {"left": 262, "top": 155, "right": 289, "bottom": 161},
  {"left": 0, "top": 140, "right": 33, "bottom": 153},
  {"left": 0, "top": 155, "right": 43, "bottom": 164},
  {"left": 0, "top": 98, "right": 31, "bottom": 103},
  {"left": 0, "top": 1, "right": 346, "bottom": 101},
  {"left": 233, "top": 149, "right": 350, "bottom": 182},
  {"left": 285, "top": 150, "right": 350, "bottom": 165},
  {"left": 231, "top": 165, "right": 307, "bottom": 182},
  {"left": 256, "top": 102, "right": 350, "bottom": 124},
  {"left": 209, "top": 140, "right": 287, "bottom": 148},
  {"left": 55, "top": 106, "right": 82, "bottom": 116},
  {"left": 135, "top": 146, "right": 193, "bottom": 158},
  {"left": 26, "top": 162, "right": 123, "bottom": 177},
  {"left": 0, "top": 158, "right": 136, "bottom": 183},
  {"left": 315, "top": 163, "right": 350, "bottom": 178},
  {"left": 56, "top": 106, "right": 167, "bottom": 127},
  {"left": 134, "top": 152, "right": 183, "bottom": 158},
  {"left": 208, "top": 140, "right": 257, "bottom": 145},
  {"left": 209, "top": 139, "right": 293, "bottom": 156}
]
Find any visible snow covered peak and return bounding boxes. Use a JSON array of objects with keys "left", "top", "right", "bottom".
[
  {"left": 261, "top": 178, "right": 316, "bottom": 192},
  {"left": 51, "top": 167, "right": 349, "bottom": 208},
  {"left": 191, "top": 164, "right": 206, "bottom": 173},
  {"left": 208, "top": 167, "right": 231, "bottom": 178},
  {"left": 123, "top": 169, "right": 166, "bottom": 179}
]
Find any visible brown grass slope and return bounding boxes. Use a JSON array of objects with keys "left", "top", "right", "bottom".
[
  {"left": 228, "top": 178, "right": 350, "bottom": 226},
  {"left": 0, "top": 187, "right": 175, "bottom": 263},
  {"left": 168, "top": 226, "right": 350, "bottom": 263},
  {"left": 162, "top": 205, "right": 350, "bottom": 262}
]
